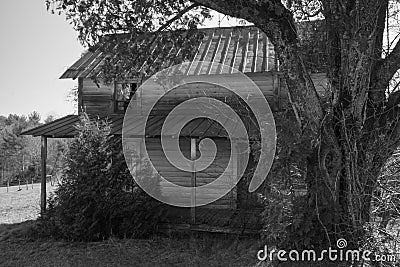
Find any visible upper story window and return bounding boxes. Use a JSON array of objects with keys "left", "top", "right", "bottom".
[{"left": 114, "top": 81, "right": 139, "bottom": 113}]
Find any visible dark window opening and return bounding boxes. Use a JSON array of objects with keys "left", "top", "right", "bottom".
[{"left": 114, "top": 82, "right": 138, "bottom": 113}]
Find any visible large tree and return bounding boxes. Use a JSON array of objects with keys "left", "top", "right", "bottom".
[{"left": 47, "top": 0, "right": 400, "bottom": 251}]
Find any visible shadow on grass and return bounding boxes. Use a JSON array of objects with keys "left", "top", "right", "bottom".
[
  {"left": 0, "top": 222, "right": 366, "bottom": 267},
  {"left": 0, "top": 220, "right": 39, "bottom": 242},
  {"left": 0, "top": 220, "right": 263, "bottom": 267}
]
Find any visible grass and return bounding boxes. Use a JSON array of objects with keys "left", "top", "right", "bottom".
[
  {"left": 1, "top": 183, "right": 397, "bottom": 267},
  {"left": 0, "top": 183, "right": 55, "bottom": 224},
  {"left": 0, "top": 183, "right": 261, "bottom": 267},
  {"left": 0, "top": 225, "right": 260, "bottom": 267}
]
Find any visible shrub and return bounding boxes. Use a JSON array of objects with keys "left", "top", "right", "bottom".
[{"left": 43, "top": 113, "right": 166, "bottom": 241}]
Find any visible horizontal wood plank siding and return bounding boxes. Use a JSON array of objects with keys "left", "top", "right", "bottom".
[
  {"left": 145, "top": 73, "right": 277, "bottom": 115},
  {"left": 145, "top": 138, "right": 237, "bottom": 209},
  {"left": 79, "top": 73, "right": 328, "bottom": 117},
  {"left": 82, "top": 78, "right": 114, "bottom": 93},
  {"left": 81, "top": 78, "right": 113, "bottom": 115}
]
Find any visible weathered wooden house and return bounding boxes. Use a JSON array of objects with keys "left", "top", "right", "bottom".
[{"left": 22, "top": 26, "right": 327, "bottom": 234}]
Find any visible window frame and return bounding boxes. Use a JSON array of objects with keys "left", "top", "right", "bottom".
[{"left": 113, "top": 79, "right": 141, "bottom": 113}]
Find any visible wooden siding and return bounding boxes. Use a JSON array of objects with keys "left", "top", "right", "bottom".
[
  {"left": 79, "top": 72, "right": 328, "bottom": 116},
  {"left": 146, "top": 137, "right": 238, "bottom": 209},
  {"left": 80, "top": 78, "right": 113, "bottom": 115},
  {"left": 146, "top": 73, "right": 277, "bottom": 115}
]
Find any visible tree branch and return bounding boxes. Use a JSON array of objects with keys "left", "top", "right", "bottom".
[
  {"left": 368, "top": 1, "right": 388, "bottom": 106},
  {"left": 141, "top": 2, "right": 201, "bottom": 49},
  {"left": 190, "top": 0, "right": 265, "bottom": 21},
  {"left": 145, "top": 3, "right": 201, "bottom": 59},
  {"left": 116, "top": 3, "right": 201, "bottom": 78},
  {"left": 191, "top": 0, "right": 298, "bottom": 43},
  {"left": 375, "top": 39, "right": 400, "bottom": 91},
  {"left": 156, "top": 3, "right": 200, "bottom": 33}
]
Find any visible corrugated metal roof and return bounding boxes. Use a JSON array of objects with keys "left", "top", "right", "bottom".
[
  {"left": 21, "top": 113, "right": 260, "bottom": 139},
  {"left": 60, "top": 26, "right": 276, "bottom": 80},
  {"left": 21, "top": 115, "right": 79, "bottom": 137},
  {"left": 20, "top": 115, "right": 121, "bottom": 138}
]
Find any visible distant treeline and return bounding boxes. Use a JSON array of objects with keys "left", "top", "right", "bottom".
[{"left": 0, "top": 112, "right": 68, "bottom": 186}]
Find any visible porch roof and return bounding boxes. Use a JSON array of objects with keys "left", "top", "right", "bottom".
[
  {"left": 20, "top": 115, "right": 122, "bottom": 138},
  {"left": 20, "top": 114, "right": 260, "bottom": 139}
]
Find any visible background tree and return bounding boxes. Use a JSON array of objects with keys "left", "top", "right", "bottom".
[
  {"left": 1, "top": 114, "right": 29, "bottom": 184},
  {"left": 44, "top": 114, "right": 55, "bottom": 124},
  {"left": 0, "top": 112, "right": 68, "bottom": 186},
  {"left": 46, "top": 0, "right": 400, "bottom": 252},
  {"left": 28, "top": 111, "right": 41, "bottom": 126}
]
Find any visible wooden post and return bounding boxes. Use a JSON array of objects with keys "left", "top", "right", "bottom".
[
  {"left": 23, "top": 154, "right": 28, "bottom": 190},
  {"left": 134, "top": 139, "right": 142, "bottom": 193},
  {"left": 230, "top": 142, "right": 238, "bottom": 210},
  {"left": 31, "top": 155, "right": 34, "bottom": 189},
  {"left": 18, "top": 154, "right": 21, "bottom": 191},
  {"left": 1, "top": 157, "right": 3, "bottom": 186},
  {"left": 6, "top": 162, "right": 9, "bottom": 193},
  {"left": 190, "top": 138, "right": 197, "bottom": 225},
  {"left": 41, "top": 136, "right": 47, "bottom": 215}
]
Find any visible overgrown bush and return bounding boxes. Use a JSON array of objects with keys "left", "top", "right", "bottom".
[{"left": 43, "top": 113, "right": 166, "bottom": 241}]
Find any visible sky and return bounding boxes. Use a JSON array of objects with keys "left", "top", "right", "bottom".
[
  {"left": 0, "top": 1, "right": 244, "bottom": 121},
  {"left": 0, "top": 0, "right": 83, "bottom": 120}
]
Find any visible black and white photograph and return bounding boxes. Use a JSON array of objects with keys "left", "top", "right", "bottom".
[{"left": 0, "top": 0, "right": 400, "bottom": 266}]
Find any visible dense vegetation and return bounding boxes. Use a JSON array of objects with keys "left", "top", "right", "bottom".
[
  {"left": 43, "top": 114, "right": 166, "bottom": 241},
  {"left": 0, "top": 112, "right": 67, "bottom": 187}
]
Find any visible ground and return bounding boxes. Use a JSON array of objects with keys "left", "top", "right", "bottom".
[
  {"left": 0, "top": 183, "right": 397, "bottom": 266},
  {"left": 0, "top": 225, "right": 259, "bottom": 266},
  {"left": 0, "top": 183, "right": 54, "bottom": 224},
  {"left": 0, "top": 183, "right": 260, "bottom": 267}
]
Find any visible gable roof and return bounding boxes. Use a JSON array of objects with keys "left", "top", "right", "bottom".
[{"left": 60, "top": 26, "right": 277, "bottom": 80}]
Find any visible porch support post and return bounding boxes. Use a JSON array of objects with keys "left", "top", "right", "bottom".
[
  {"left": 41, "top": 136, "right": 47, "bottom": 216},
  {"left": 190, "top": 138, "right": 197, "bottom": 225}
]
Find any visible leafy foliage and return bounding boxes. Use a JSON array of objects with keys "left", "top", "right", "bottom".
[
  {"left": 0, "top": 113, "right": 67, "bottom": 186},
  {"left": 257, "top": 111, "right": 314, "bottom": 248},
  {"left": 44, "top": 114, "right": 166, "bottom": 241}
]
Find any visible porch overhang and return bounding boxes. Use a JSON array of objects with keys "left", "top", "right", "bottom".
[
  {"left": 20, "top": 114, "right": 124, "bottom": 138},
  {"left": 21, "top": 114, "right": 261, "bottom": 139}
]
